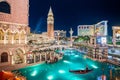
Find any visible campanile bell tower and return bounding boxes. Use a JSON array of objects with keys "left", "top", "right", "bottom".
[{"left": 47, "top": 7, "right": 54, "bottom": 39}]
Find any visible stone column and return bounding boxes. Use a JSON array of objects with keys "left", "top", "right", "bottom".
[
  {"left": 11, "top": 33, "right": 14, "bottom": 44},
  {"left": 34, "top": 54, "right": 36, "bottom": 63},
  {"left": 9, "top": 51, "right": 14, "bottom": 65},
  {"left": 19, "top": 34, "right": 21, "bottom": 44},
  {"left": 4, "top": 32, "right": 7, "bottom": 44},
  {"left": 11, "top": 55, "right": 14, "bottom": 65},
  {"left": 24, "top": 54, "right": 26, "bottom": 64},
  {"left": 25, "top": 35, "right": 27, "bottom": 44}
]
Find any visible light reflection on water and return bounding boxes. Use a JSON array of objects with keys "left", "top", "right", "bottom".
[{"left": 17, "top": 49, "right": 113, "bottom": 80}]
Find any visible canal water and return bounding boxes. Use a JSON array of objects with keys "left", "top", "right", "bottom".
[{"left": 16, "top": 49, "right": 114, "bottom": 80}]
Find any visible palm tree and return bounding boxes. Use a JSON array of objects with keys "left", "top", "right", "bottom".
[
  {"left": 83, "top": 36, "right": 90, "bottom": 44},
  {"left": 74, "top": 36, "right": 84, "bottom": 42},
  {"left": 74, "top": 37, "right": 79, "bottom": 42}
]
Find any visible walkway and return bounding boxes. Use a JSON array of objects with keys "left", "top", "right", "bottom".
[
  {"left": 106, "top": 59, "right": 120, "bottom": 66},
  {"left": 0, "top": 61, "right": 45, "bottom": 71}
]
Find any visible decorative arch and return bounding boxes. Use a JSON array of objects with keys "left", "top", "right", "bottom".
[
  {"left": 20, "top": 30, "right": 26, "bottom": 35},
  {"left": 1, "top": 52, "right": 8, "bottom": 63},
  {"left": 14, "top": 32, "right": 19, "bottom": 40},
  {"left": 0, "top": 1, "right": 11, "bottom": 14},
  {"left": 13, "top": 48, "right": 25, "bottom": 64},
  {"left": 20, "top": 31, "right": 26, "bottom": 40},
  {"left": 6, "top": 30, "right": 12, "bottom": 43}
]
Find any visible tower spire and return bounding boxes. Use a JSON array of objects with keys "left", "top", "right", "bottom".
[
  {"left": 49, "top": 6, "right": 52, "bottom": 13},
  {"left": 48, "top": 6, "right": 53, "bottom": 16}
]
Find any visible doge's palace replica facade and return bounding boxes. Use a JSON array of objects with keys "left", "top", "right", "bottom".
[{"left": 0, "top": 0, "right": 30, "bottom": 67}]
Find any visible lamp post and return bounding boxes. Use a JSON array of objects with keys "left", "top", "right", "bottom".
[{"left": 69, "top": 28, "right": 73, "bottom": 47}]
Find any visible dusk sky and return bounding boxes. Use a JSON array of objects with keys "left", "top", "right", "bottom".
[{"left": 29, "top": 0, "right": 120, "bottom": 36}]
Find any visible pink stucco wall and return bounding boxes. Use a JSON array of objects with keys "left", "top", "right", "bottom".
[{"left": 0, "top": 0, "right": 29, "bottom": 25}]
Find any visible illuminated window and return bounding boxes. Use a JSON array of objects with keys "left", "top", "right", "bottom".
[{"left": 0, "top": 1, "right": 11, "bottom": 14}]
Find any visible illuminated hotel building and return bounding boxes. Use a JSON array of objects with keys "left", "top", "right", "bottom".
[
  {"left": 77, "top": 21, "right": 108, "bottom": 45},
  {"left": 112, "top": 26, "right": 120, "bottom": 46},
  {"left": 77, "top": 25, "right": 95, "bottom": 36},
  {"left": 47, "top": 7, "right": 54, "bottom": 39},
  {"left": 90, "top": 21, "right": 108, "bottom": 61},
  {"left": 77, "top": 21, "right": 108, "bottom": 61},
  {"left": 0, "top": 0, "right": 30, "bottom": 67}
]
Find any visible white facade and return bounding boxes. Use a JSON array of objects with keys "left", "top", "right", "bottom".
[{"left": 77, "top": 25, "right": 94, "bottom": 36}]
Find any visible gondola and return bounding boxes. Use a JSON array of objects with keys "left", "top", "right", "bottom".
[{"left": 69, "top": 69, "right": 93, "bottom": 74}]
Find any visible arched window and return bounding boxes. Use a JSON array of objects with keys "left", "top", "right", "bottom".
[
  {"left": 1, "top": 52, "right": 8, "bottom": 63},
  {"left": 0, "top": 1, "right": 10, "bottom": 14}
]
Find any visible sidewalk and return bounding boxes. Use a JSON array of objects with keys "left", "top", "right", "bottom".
[{"left": 0, "top": 61, "right": 45, "bottom": 71}]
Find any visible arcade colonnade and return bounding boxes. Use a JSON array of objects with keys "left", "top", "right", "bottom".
[
  {"left": 0, "top": 45, "right": 65, "bottom": 66},
  {"left": 0, "top": 21, "right": 28, "bottom": 44},
  {"left": 27, "top": 51, "right": 57, "bottom": 64},
  {"left": 27, "top": 46, "right": 67, "bottom": 64}
]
